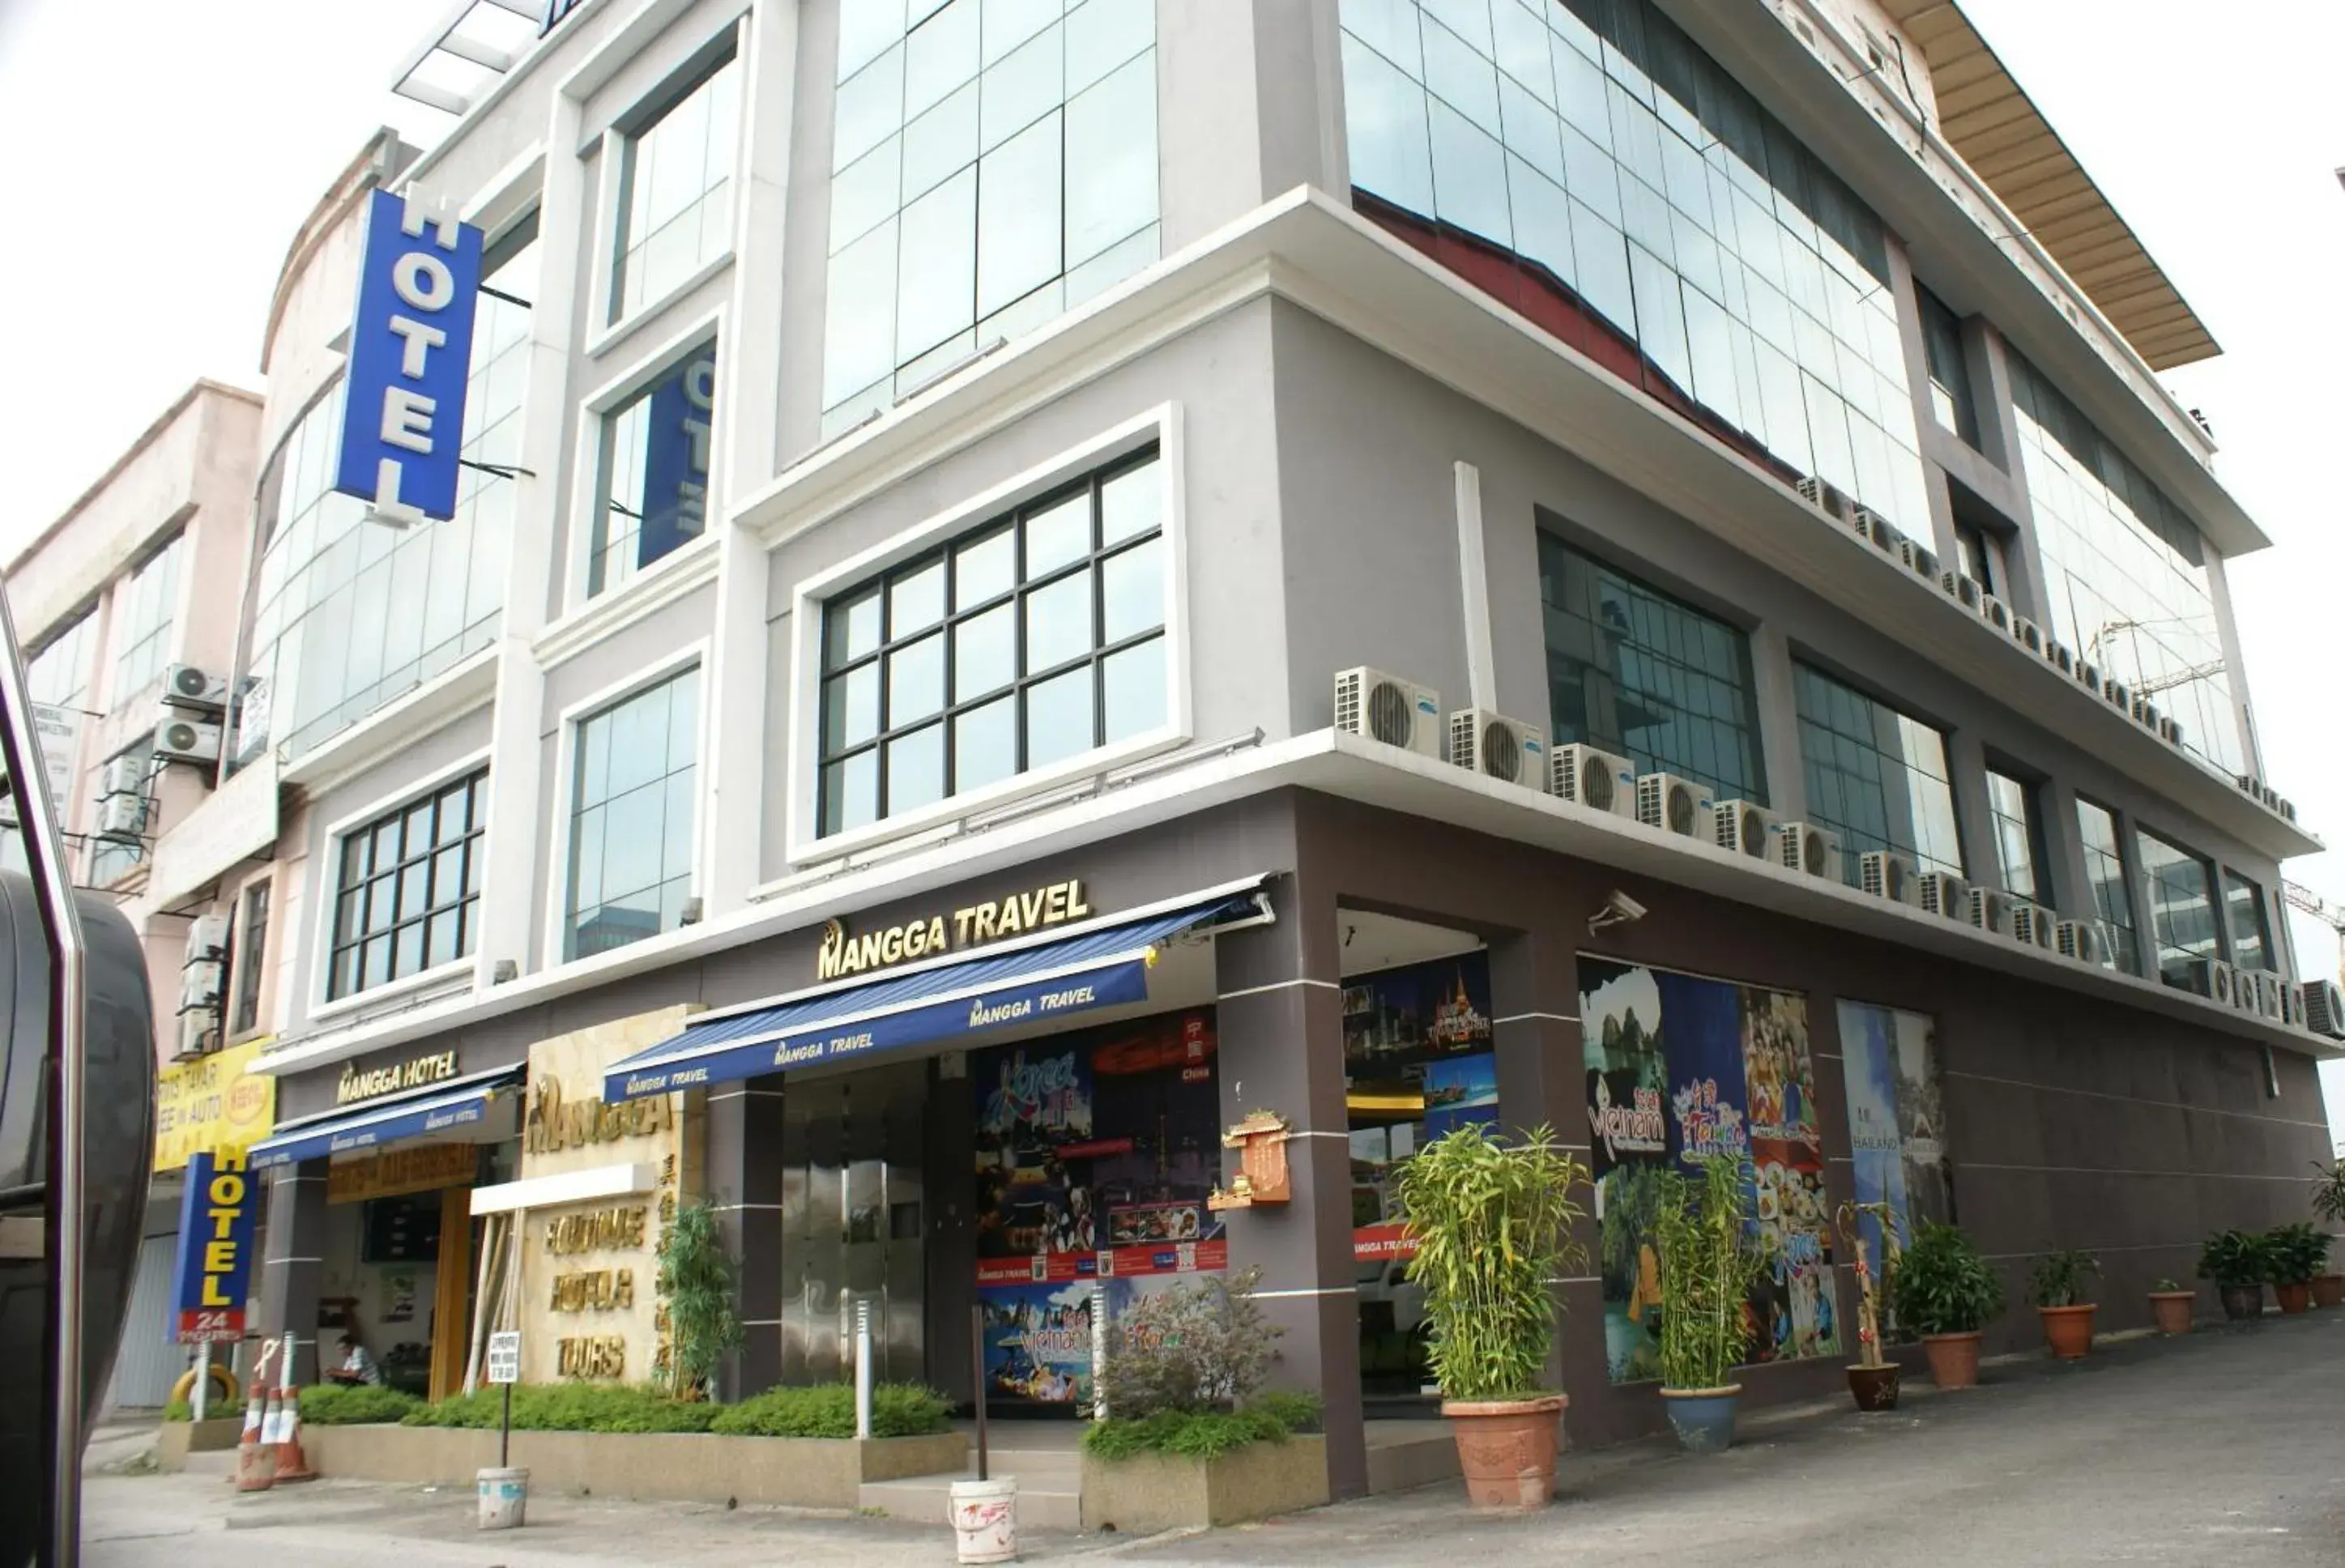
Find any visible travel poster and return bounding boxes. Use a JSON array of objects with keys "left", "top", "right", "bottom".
[
  {"left": 1582, "top": 959, "right": 1671, "bottom": 1382},
  {"left": 1341, "top": 954, "right": 1494, "bottom": 1069},
  {"left": 977, "top": 1278, "right": 1095, "bottom": 1406},
  {"left": 1742, "top": 986, "right": 1837, "bottom": 1365},
  {"left": 1422, "top": 1053, "right": 1499, "bottom": 1140},
  {"left": 1837, "top": 1001, "right": 1951, "bottom": 1291}
]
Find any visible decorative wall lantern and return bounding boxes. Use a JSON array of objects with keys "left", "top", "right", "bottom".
[{"left": 1207, "top": 1110, "right": 1293, "bottom": 1211}]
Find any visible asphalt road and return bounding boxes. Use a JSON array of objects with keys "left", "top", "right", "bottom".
[{"left": 83, "top": 1310, "right": 2345, "bottom": 1566}]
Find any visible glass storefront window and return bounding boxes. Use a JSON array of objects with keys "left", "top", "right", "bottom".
[
  {"left": 1538, "top": 531, "right": 1765, "bottom": 804},
  {"left": 238, "top": 218, "right": 539, "bottom": 765},
  {"left": 2008, "top": 352, "right": 2242, "bottom": 776},
  {"left": 611, "top": 52, "right": 743, "bottom": 322},
  {"left": 2074, "top": 796, "right": 2140, "bottom": 976},
  {"left": 2223, "top": 869, "right": 2271, "bottom": 974},
  {"left": 1792, "top": 663, "right": 1962, "bottom": 884},
  {"left": 1985, "top": 768, "right": 2044, "bottom": 903},
  {"left": 588, "top": 343, "right": 719, "bottom": 597},
  {"left": 2137, "top": 827, "right": 2219, "bottom": 990},
  {"left": 1339, "top": 0, "right": 1929, "bottom": 532},
  {"left": 566, "top": 666, "right": 701, "bottom": 959},
  {"left": 821, "top": 0, "right": 1161, "bottom": 436}
]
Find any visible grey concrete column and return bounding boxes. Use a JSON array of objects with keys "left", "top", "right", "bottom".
[
  {"left": 2199, "top": 550, "right": 2261, "bottom": 779},
  {"left": 1746, "top": 623, "right": 1808, "bottom": 822},
  {"left": 1968, "top": 324, "right": 2056, "bottom": 628},
  {"left": 2038, "top": 778, "right": 2094, "bottom": 923},
  {"left": 1214, "top": 887, "right": 1366, "bottom": 1500},
  {"left": 706, "top": 1080, "right": 786, "bottom": 1400},
  {"left": 256, "top": 1159, "right": 329, "bottom": 1384},
  {"left": 1882, "top": 236, "right": 1959, "bottom": 568},
  {"left": 925, "top": 1055, "right": 978, "bottom": 1404}
]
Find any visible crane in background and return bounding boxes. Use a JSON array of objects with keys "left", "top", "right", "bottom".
[{"left": 2283, "top": 881, "right": 2345, "bottom": 987}]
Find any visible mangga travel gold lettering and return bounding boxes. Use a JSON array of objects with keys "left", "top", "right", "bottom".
[{"left": 816, "top": 880, "right": 1090, "bottom": 980}]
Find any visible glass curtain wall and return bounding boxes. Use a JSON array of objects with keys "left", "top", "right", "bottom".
[
  {"left": 2007, "top": 353, "right": 2242, "bottom": 776},
  {"left": 1339, "top": 0, "right": 1928, "bottom": 532},
  {"left": 2074, "top": 797, "right": 2140, "bottom": 975},
  {"left": 1792, "top": 663, "right": 1963, "bottom": 884},
  {"left": 2137, "top": 828, "right": 2219, "bottom": 989},
  {"left": 566, "top": 667, "right": 701, "bottom": 958},
  {"left": 1984, "top": 769, "right": 2044, "bottom": 902},
  {"left": 589, "top": 343, "right": 721, "bottom": 597},
  {"left": 2222, "top": 869, "right": 2271, "bottom": 974},
  {"left": 611, "top": 53, "right": 743, "bottom": 322},
  {"left": 1537, "top": 530, "right": 1764, "bottom": 803},
  {"left": 237, "top": 220, "right": 539, "bottom": 765},
  {"left": 823, "top": 0, "right": 1162, "bottom": 436},
  {"left": 112, "top": 533, "right": 185, "bottom": 701}
]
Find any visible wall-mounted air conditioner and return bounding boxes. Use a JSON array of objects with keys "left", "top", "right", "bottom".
[
  {"left": 2304, "top": 978, "right": 2345, "bottom": 1039},
  {"left": 2282, "top": 979, "right": 2311, "bottom": 1031},
  {"left": 1334, "top": 667, "right": 1441, "bottom": 759},
  {"left": 1896, "top": 538, "right": 1938, "bottom": 580},
  {"left": 1980, "top": 594, "right": 2014, "bottom": 636},
  {"left": 2235, "top": 772, "right": 2260, "bottom": 797},
  {"left": 162, "top": 664, "right": 228, "bottom": 713},
  {"left": 2056, "top": 918, "right": 2116, "bottom": 969},
  {"left": 1448, "top": 709, "right": 1546, "bottom": 789},
  {"left": 100, "top": 753, "right": 147, "bottom": 799},
  {"left": 2279, "top": 799, "right": 2298, "bottom": 823},
  {"left": 2010, "top": 903, "right": 2058, "bottom": 950},
  {"left": 186, "top": 914, "right": 228, "bottom": 962},
  {"left": 1941, "top": 571, "right": 1983, "bottom": 611},
  {"left": 1549, "top": 744, "right": 1636, "bottom": 820},
  {"left": 2248, "top": 970, "right": 2284, "bottom": 1021},
  {"left": 177, "top": 957, "right": 223, "bottom": 1017},
  {"left": 2044, "top": 640, "right": 2074, "bottom": 676},
  {"left": 1851, "top": 508, "right": 1899, "bottom": 552},
  {"left": 1637, "top": 774, "right": 1709, "bottom": 838},
  {"left": 96, "top": 792, "right": 147, "bottom": 841},
  {"left": 174, "top": 1012, "right": 219, "bottom": 1062},
  {"left": 1917, "top": 871, "right": 1970, "bottom": 922},
  {"left": 155, "top": 718, "right": 222, "bottom": 765},
  {"left": 2102, "top": 678, "right": 2131, "bottom": 713},
  {"left": 1859, "top": 850, "right": 1919, "bottom": 906},
  {"left": 2156, "top": 715, "right": 2183, "bottom": 748},
  {"left": 1774, "top": 822, "right": 1840, "bottom": 881},
  {"left": 2131, "top": 696, "right": 2161, "bottom": 732},
  {"left": 2185, "top": 956, "right": 2238, "bottom": 1008},
  {"left": 2011, "top": 616, "right": 2044, "bottom": 657},
  {"left": 1966, "top": 886, "right": 2016, "bottom": 937},
  {"left": 2074, "top": 659, "right": 2100, "bottom": 693},
  {"left": 1711, "top": 799, "right": 1776, "bottom": 859},
  {"left": 1797, "top": 475, "right": 1854, "bottom": 523}
]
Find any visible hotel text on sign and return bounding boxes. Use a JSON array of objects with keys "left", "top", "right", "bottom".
[
  {"left": 171, "top": 1150, "right": 258, "bottom": 1344},
  {"left": 334, "top": 188, "right": 484, "bottom": 523}
]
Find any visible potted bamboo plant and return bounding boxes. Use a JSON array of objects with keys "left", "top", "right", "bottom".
[
  {"left": 1890, "top": 1221, "right": 2004, "bottom": 1388},
  {"left": 2198, "top": 1229, "right": 2270, "bottom": 1320},
  {"left": 2147, "top": 1278, "right": 2195, "bottom": 1336},
  {"left": 2029, "top": 1250, "right": 2100, "bottom": 1360},
  {"left": 1652, "top": 1154, "right": 1767, "bottom": 1453},
  {"left": 1393, "top": 1123, "right": 1589, "bottom": 1510},
  {"left": 2266, "top": 1223, "right": 2327, "bottom": 1315},
  {"left": 2309, "top": 1158, "right": 2345, "bottom": 1309},
  {"left": 1835, "top": 1200, "right": 1902, "bottom": 1411}
]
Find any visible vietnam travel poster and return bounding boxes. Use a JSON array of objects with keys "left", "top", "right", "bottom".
[
  {"left": 1580, "top": 958, "right": 1671, "bottom": 1383},
  {"left": 977, "top": 1278, "right": 1095, "bottom": 1406},
  {"left": 1741, "top": 985, "right": 1838, "bottom": 1365}
]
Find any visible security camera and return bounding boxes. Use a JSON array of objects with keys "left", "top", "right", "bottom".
[{"left": 1588, "top": 889, "right": 1648, "bottom": 933}]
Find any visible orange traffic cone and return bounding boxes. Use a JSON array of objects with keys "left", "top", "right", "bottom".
[
  {"left": 234, "top": 1342, "right": 279, "bottom": 1493},
  {"left": 272, "top": 1356, "right": 316, "bottom": 1483}
]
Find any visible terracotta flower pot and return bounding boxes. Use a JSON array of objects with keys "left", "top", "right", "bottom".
[
  {"left": 2219, "top": 1285, "right": 2264, "bottom": 1321},
  {"left": 2312, "top": 1274, "right": 2344, "bottom": 1310},
  {"left": 2147, "top": 1290, "right": 2194, "bottom": 1336},
  {"left": 1845, "top": 1362, "right": 1900, "bottom": 1411},
  {"left": 2039, "top": 1303, "right": 2096, "bottom": 1360},
  {"left": 1921, "top": 1331, "right": 1981, "bottom": 1389},
  {"left": 2275, "top": 1280, "right": 2312, "bottom": 1315},
  {"left": 1442, "top": 1395, "right": 1565, "bottom": 1510}
]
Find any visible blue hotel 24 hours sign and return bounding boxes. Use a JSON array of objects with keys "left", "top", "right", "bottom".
[{"left": 333, "top": 189, "right": 485, "bottom": 524}]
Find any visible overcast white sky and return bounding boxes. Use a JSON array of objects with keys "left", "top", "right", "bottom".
[{"left": 0, "top": 2, "right": 2338, "bottom": 1133}]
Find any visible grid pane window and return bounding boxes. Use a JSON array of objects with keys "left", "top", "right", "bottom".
[
  {"left": 1985, "top": 769, "right": 2044, "bottom": 903},
  {"left": 112, "top": 533, "right": 184, "bottom": 701},
  {"left": 817, "top": 446, "right": 1165, "bottom": 836},
  {"left": 2137, "top": 828, "right": 2219, "bottom": 991},
  {"left": 239, "top": 219, "right": 539, "bottom": 765},
  {"left": 612, "top": 54, "right": 743, "bottom": 322},
  {"left": 232, "top": 880, "right": 271, "bottom": 1036},
  {"left": 590, "top": 343, "right": 719, "bottom": 597},
  {"left": 2222, "top": 869, "right": 2271, "bottom": 974},
  {"left": 821, "top": 0, "right": 1161, "bottom": 435},
  {"left": 568, "top": 667, "right": 700, "bottom": 959},
  {"left": 2010, "top": 352, "right": 2241, "bottom": 775},
  {"left": 1919, "top": 284, "right": 1979, "bottom": 448},
  {"left": 1793, "top": 663, "right": 1962, "bottom": 884},
  {"left": 329, "top": 770, "right": 486, "bottom": 999},
  {"left": 1339, "top": 0, "right": 1929, "bottom": 532},
  {"left": 1538, "top": 532, "right": 1763, "bottom": 803},
  {"left": 28, "top": 611, "right": 96, "bottom": 711},
  {"left": 2074, "top": 797, "right": 2140, "bottom": 976}
]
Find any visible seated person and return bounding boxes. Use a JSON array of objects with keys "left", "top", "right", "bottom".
[{"left": 326, "top": 1331, "right": 382, "bottom": 1387}]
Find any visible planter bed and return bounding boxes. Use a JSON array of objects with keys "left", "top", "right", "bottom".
[
  {"left": 298, "top": 1425, "right": 967, "bottom": 1509},
  {"left": 155, "top": 1417, "right": 243, "bottom": 1470},
  {"left": 1079, "top": 1436, "right": 1329, "bottom": 1533}
]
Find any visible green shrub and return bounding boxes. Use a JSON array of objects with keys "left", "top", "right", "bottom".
[
  {"left": 2027, "top": 1250, "right": 2099, "bottom": 1308},
  {"left": 708, "top": 1383, "right": 953, "bottom": 1439},
  {"left": 2197, "top": 1229, "right": 2271, "bottom": 1289},
  {"left": 403, "top": 1383, "right": 715, "bottom": 1434},
  {"left": 1243, "top": 1389, "right": 1324, "bottom": 1435},
  {"left": 1653, "top": 1155, "right": 1767, "bottom": 1391},
  {"left": 1891, "top": 1222, "right": 2006, "bottom": 1334},
  {"left": 2265, "top": 1222, "right": 2330, "bottom": 1285},
  {"left": 1100, "top": 1268, "right": 1277, "bottom": 1420},
  {"left": 299, "top": 1383, "right": 423, "bottom": 1426},
  {"left": 1081, "top": 1396, "right": 1313, "bottom": 1463},
  {"left": 161, "top": 1400, "right": 192, "bottom": 1424}
]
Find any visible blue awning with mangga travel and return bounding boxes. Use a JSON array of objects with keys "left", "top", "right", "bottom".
[
  {"left": 601, "top": 886, "right": 1268, "bottom": 1103},
  {"left": 249, "top": 1066, "right": 524, "bottom": 1170}
]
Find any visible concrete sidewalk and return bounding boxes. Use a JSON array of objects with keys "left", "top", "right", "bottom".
[{"left": 85, "top": 1311, "right": 2345, "bottom": 1566}]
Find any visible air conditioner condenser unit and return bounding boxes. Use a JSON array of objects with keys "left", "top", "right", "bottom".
[
  {"left": 1549, "top": 744, "right": 1636, "bottom": 820},
  {"left": 2056, "top": 918, "right": 2116, "bottom": 969},
  {"left": 1966, "top": 885, "right": 2016, "bottom": 937},
  {"left": 2010, "top": 903, "right": 2058, "bottom": 950},
  {"left": 1333, "top": 667, "right": 1440, "bottom": 758},
  {"left": 1711, "top": 799, "right": 1777, "bottom": 859},
  {"left": 1774, "top": 822, "right": 1841, "bottom": 881},
  {"left": 1636, "top": 773, "right": 1710, "bottom": 838},
  {"left": 1942, "top": 571, "right": 1984, "bottom": 611},
  {"left": 2304, "top": 978, "right": 2345, "bottom": 1039},
  {"left": 1859, "top": 850, "right": 1919, "bottom": 906},
  {"left": 1448, "top": 709, "right": 1546, "bottom": 789},
  {"left": 1917, "top": 871, "right": 1971, "bottom": 922}
]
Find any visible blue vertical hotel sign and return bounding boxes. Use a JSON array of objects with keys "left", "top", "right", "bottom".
[{"left": 333, "top": 188, "right": 485, "bottom": 523}]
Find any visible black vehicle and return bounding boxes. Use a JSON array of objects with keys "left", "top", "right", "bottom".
[{"left": 0, "top": 875, "right": 156, "bottom": 1565}]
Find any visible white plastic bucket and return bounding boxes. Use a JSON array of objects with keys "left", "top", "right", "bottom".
[
  {"left": 476, "top": 1466, "right": 529, "bottom": 1531},
  {"left": 949, "top": 1477, "right": 1017, "bottom": 1564}
]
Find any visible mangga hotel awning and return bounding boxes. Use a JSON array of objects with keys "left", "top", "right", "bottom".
[
  {"left": 602, "top": 881, "right": 1273, "bottom": 1104},
  {"left": 249, "top": 1064, "right": 524, "bottom": 1170}
]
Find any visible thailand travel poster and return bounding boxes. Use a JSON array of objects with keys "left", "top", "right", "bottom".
[
  {"left": 1581, "top": 958, "right": 1671, "bottom": 1383},
  {"left": 1837, "top": 1001, "right": 1951, "bottom": 1285},
  {"left": 1741, "top": 986, "right": 1838, "bottom": 1366},
  {"left": 1341, "top": 953, "right": 1494, "bottom": 1069},
  {"left": 1421, "top": 1053, "right": 1499, "bottom": 1140}
]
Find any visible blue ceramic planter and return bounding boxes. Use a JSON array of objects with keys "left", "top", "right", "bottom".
[{"left": 1660, "top": 1385, "right": 1742, "bottom": 1454}]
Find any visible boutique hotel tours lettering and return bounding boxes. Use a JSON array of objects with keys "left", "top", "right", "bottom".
[{"left": 16, "top": 0, "right": 2331, "bottom": 1506}]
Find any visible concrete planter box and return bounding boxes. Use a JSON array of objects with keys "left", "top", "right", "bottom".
[
  {"left": 299, "top": 1425, "right": 968, "bottom": 1509},
  {"left": 1080, "top": 1436, "right": 1330, "bottom": 1533},
  {"left": 156, "top": 1417, "right": 244, "bottom": 1470}
]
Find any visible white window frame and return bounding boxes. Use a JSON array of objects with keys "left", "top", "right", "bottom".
[
  {"left": 785, "top": 403, "right": 1190, "bottom": 867},
  {"left": 540, "top": 638, "right": 713, "bottom": 972},
  {"left": 309, "top": 745, "right": 493, "bottom": 1023},
  {"left": 565, "top": 306, "right": 727, "bottom": 613}
]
